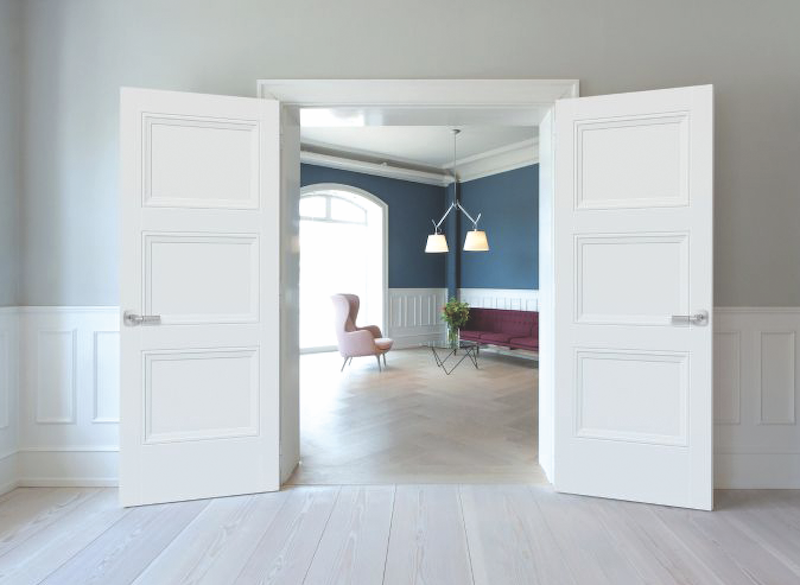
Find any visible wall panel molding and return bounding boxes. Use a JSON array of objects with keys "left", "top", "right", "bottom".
[
  {"left": 19, "top": 307, "right": 120, "bottom": 486},
  {"left": 715, "top": 307, "right": 800, "bottom": 488},
  {"left": 757, "top": 331, "right": 796, "bottom": 425},
  {"left": 35, "top": 329, "right": 77, "bottom": 424},
  {"left": 0, "top": 309, "right": 19, "bottom": 495},
  {"left": 459, "top": 288, "right": 539, "bottom": 312},
  {"left": 7, "top": 305, "right": 800, "bottom": 489},
  {"left": 386, "top": 288, "right": 447, "bottom": 348}
]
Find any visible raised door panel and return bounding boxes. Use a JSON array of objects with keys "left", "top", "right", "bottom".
[
  {"left": 576, "top": 349, "right": 688, "bottom": 446},
  {"left": 144, "top": 115, "right": 260, "bottom": 209},
  {"left": 575, "top": 233, "right": 688, "bottom": 325},
  {"left": 576, "top": 113, "right": 689, "bottom": 209},
  {"left": 143, "top": 348, "right": 259, "bottom": 444},
  {"left": 143, "top": 233, "right": 259, "bottom": 324}
]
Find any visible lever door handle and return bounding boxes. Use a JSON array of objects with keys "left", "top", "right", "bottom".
[
  {"left": 123, "top": 311, "right": 162, "bottom": 327},
  {"left": 671, "top": 310, "right": 709, "bottom": 326}
]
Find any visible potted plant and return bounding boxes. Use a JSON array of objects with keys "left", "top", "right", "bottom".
[{"left": 441, "top": 298, "right": 470, "bottom": 349}]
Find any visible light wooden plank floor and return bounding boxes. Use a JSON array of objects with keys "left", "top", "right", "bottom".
[
  {"left": 291, "top": 348, "right": 545, "bottom": 485},
  {"left": 1, "top": 486, "right": 800, "bottom": 584}
]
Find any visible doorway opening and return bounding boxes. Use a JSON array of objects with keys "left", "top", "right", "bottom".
[
  {"left": 292, "top": 121, "right": 546, "bottom": 485},
  {"left": 299, "top": 184, "right": 387, "bottom": 353}
]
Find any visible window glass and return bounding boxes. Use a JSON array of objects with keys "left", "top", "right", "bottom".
[
  {"left": 330, "top": 197, "right": 367, "bottom": 224},
  {"left": 299, "top": 195, "right": 326, "bottom": 219},
  {"left": 299, "top": 188, "right": 383, "bottom": 351}
]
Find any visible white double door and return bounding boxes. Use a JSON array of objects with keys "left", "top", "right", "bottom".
[
  {"left": 119, "top": 84, "right": 713, "bottom": 510},
  {"left": 119, "top": 89, "right": 282, "bottom": 506},
  {"left": 550, "top": 86, "right": 714, "bottom": 510}
]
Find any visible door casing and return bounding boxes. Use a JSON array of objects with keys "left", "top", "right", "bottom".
[{"left": 257, "top": 79, "right": 580, "bottom": 483}]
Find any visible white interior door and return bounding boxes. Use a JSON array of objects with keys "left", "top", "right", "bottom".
[
  {"left": 554, "top": 85, "right": 713, "bottom": 509},
  {"left": 120, "top": 88, "right": 281, "bottom": 506}
]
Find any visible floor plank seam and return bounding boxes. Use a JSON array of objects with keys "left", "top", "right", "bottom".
[
  {"left": 31, "top": 491, "right": 134, "bottom": 585},
  {"left": 686, "top": 509, "right": 788, "bottom": 584},
  {"left": 0, "top": 488, "right": 98, "bottom": 563},
  {"left": 650, "top": 507, "right": 759, "bottom": 585},
  {"left": 456, "top": 485, "right": 478, "bottom": 585},
  {"left": 231, "top": 490, "right": 296, "bottom": 584},
  {"left": 126, "top": 498, "right": 214, "bottom": 585},
  {"left": 525, "top": 486, "right": 583, "bottom": 585},
  {"left": 380, "top": 485, "right": 398, "bottom": 585},
  {"left": 301, "top": 486, "right": 343, "bottom": 585}
]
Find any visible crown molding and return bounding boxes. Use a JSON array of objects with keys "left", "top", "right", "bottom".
[
  {"left": 300, "top": 137, "right": 540, "bottom": 187},
  {"left": 300, "top": 151, "right": 450, "bottom": 187},
  {"left": 450, "top": 138, "right": 539, "bottom": 183},
  {"left": 302, "top": 139, "right": 444, "bottom": 175}
]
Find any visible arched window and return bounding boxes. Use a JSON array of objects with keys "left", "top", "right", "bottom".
[{"left": 299, "top": 184, "right": 387, "bottom": 351}]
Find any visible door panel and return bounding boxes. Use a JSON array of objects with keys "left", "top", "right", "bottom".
[
  {"left": 554, "top": 86, "right": 713, "bottom": 510},
  {"left": 144, "top": 114, "right": 260, "bottom": 208},
  {"left": 575, "top": 113, "right": 689, "bottom": 209},
  {"left": 575, "top": 233, "right": 689, "bottom": 325},
  {"left": 120, "top": 88, "right": 281, "bottom": 506},
  {"left": 144, "top": 233, "right": 259, "bottom": 324}
]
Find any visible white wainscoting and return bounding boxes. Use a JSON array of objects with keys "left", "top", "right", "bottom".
[
  {"left": 459, "top": 288, "right": 539, "bottom": 312},
  {"left": 714, "top": 308, "right": 800, "bottom": 488},
  {"left": 6, "top": 304, "right": 800, "bottom": 489},
  {"left": 18, "top": 307, "right": 119, "bottom": 487},
  {"left": 386, "top": 288, "right": 447, "bottom": 348},
  {"left": 0, "top": 308, "right": 20, "bottom": 495}
]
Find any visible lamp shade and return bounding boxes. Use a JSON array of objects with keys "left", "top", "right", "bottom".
[
  {"left": 425, "top": 233, "right": 449, "bottom": 253},
  {"left": 463, "top": 229, "right": 489, "bottom": 252}
]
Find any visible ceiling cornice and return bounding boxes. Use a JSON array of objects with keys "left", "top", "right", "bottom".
[{"left": 300, "top": 137, "right": 540, "bottom": 187}]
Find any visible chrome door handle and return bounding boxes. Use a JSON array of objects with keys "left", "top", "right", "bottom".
[
  {"left": 123, "top": 311, "right": 161, "bottom": 327},
  {"left": 671, "top": 310, "right": 709, "bottom": 326}
]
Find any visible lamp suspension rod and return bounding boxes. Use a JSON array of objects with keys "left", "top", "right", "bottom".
[
  {"left": 428, "top": 129, "right": 484, "bottom": 233},
  {"left": 432, "top": 202, "right": 457, "bottom": 232}
]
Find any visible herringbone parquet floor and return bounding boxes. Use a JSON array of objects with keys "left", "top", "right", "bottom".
[{"left": 290, "top": 348, "right": 546, "bottom": 484}]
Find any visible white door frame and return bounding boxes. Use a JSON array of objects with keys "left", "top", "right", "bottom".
[{"left": 258, "top": 79, "right": 580, "bottom": 484}]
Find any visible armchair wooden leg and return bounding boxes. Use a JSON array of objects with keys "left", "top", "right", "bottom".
[
  {"left": 382, "top": 353, "right": 387, "bottom": 366},
  {"left": 376, "top": 355, "right": 382, "bottom": 372},
  {"left": 341, "top": 357, "right": 349, "bottom": 372}
]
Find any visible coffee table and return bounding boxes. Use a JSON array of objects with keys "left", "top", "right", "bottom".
[{"left": 423, "top": 339, "right": 483, "bottom": 375}]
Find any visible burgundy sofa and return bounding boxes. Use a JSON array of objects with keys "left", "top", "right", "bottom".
[{"left": 460, "top": 308, "right": 539, "bottom": 351}]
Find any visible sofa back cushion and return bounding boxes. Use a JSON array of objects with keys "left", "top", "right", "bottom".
[{"left": 464, "top": 307, "right": 538, "bottom": 339}]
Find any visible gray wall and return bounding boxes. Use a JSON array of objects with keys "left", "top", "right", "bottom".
[
  {"left": 15, "top": 0, "right": 800, "bottom": 306},
  {"left": 0, "top": 0, "right": 22, "bottom": 306}
]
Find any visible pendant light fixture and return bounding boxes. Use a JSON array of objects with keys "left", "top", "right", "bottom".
[{"left": 424, "top": 129, "right": 490, "bottom": 253}]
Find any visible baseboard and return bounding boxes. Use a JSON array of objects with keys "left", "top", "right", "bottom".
[
  {"left": 478, "top": 345, "right": 539, "bottom": 362},
  {"left": 17, "top": 449, "right": 119, "bottom": 487},
  {"left": 715, "top": 453, "right": 800, "bottom": 489},
  {"left": 390, "top": 332, "right": 445, "bottom": 349}
]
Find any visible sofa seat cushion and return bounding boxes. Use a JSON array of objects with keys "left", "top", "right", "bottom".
[
  {"left": 480, "top": 332, "right": 513, "bottom": 344},
  {"left": 375, "top": 337, "right": 394, "bottom": 351},
  {"left": 460, "top": 329, "right": 483, "bottom": 341},
  {"left": 509, "top": 336, "right": 538, "bottom": 350}
]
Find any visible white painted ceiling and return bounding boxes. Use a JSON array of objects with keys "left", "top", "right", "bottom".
[{"left": 300, "top": 126, "right": 536, "bottom": 171}]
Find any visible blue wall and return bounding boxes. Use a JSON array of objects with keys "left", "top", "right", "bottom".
[
  {"left": 458, "top": 165, "right": 539, "bottom": 289},
  {"left": 301, "top": 164, "right": 447, "bottom": 288},
  {"left": 300, "top": 163, "right": 539, "bottom": 291}
]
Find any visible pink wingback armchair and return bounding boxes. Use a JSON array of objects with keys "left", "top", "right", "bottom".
[{"left": 331, "top": 294, "right": 393, "bottom": 371}]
